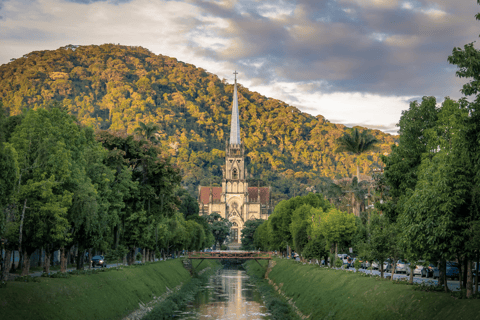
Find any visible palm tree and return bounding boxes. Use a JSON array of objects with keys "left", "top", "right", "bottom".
[
  {"left": 335, "top": 128, "right": 379, "bottom": 181},
  {"left": 134, "top": 121, "right": 160, "bottom": 143}
]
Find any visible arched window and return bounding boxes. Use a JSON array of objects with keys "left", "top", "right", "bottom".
[
  {"left": 232, "top": 168, "right": 238, "bottom": 179},
  {"left": 232, "top": 222, "right": 238, "bottom": 226}
]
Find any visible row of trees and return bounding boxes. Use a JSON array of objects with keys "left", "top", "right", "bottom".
[
  {"left": 251, "top": 10, "right": 480, "bottom": 298},
  {"left": 252, "top": 193, "right": 358, "bottom": 262},
  {"left": 0, "top": 105, "right": 218, "bottom": 279}
]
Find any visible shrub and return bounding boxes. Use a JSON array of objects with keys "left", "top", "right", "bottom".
[
  {"left": 353, "top": 259, "right": 361, "bottom": 271},
  {"left": 335, "top": 259, "right": 343, "bottom": 268}
]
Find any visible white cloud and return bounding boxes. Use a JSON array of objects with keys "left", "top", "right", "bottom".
[
  {"left": 421, "top": 7, "right": 447, "bottom": 19},
  {"left": 340, "top": 0, "right": 400, "bottom": 10},
  {"left": 242, "top": 80, "right": 410, "bottom": 134},
  {"left": 257, "top": 2, "right": 295, "bottom": 19},
  {"left": 401, "top": 2, "right": 414, "bottom": 10},
  {"left": 385, "top": 34, "right": 420, "bottom": 47}
]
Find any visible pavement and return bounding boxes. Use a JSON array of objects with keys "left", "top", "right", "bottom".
[
  {"left": 7, "top": 259, "right": 167, "bottom": 279},
  {"left": 285, "top": 256, "right": 477, "bottom": 292}
]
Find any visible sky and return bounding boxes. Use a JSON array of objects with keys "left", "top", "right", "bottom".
[{"left": 1, "top": 0, "right": 480, "bottom": 134}]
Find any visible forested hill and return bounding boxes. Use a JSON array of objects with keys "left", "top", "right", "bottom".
[{"left": 0, "top": 44, "right": 397, "bottom": 198}]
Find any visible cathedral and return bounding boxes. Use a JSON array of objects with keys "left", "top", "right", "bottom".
[{"left": 198, "top": 72, "right": 271, "bottom": 245}]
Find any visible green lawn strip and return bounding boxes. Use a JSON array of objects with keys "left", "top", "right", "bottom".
[
  {"left": 244, "top": 260, "right": 301, "bottom": 320},
  {"left": 267, "top": 259, "right": 480, "bottom": 320},
  {"left": 0, "top": 259, "right": 217, "bottom": 320}
]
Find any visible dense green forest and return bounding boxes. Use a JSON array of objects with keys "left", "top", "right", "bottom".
[{"left": 0, "top": 44, "right": 396, "bottom": 202}]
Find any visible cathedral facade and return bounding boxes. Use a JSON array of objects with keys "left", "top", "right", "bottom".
[{"left": 198, "top": 73, "right": 271, "bottom": 244}]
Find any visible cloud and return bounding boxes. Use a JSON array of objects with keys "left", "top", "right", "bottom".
[{"left": 1, "top": 0, "right": 480, "bottom": 134}]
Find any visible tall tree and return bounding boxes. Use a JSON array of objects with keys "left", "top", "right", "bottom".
[
  {"left": 335, "top": 128, "right": 378, "bottom": 181},
  {"left": 241, "top": 219, "right": 264, "bottom": 251}
]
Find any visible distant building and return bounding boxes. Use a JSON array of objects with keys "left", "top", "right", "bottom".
[{"left": 198, "top": 72, "right": 271, "bottom": 244}]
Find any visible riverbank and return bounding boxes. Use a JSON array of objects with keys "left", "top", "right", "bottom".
[
  {"left": 0, "top": 259, "right": 219, "bottom": 320},
  {"left": 244, "top": 260, "right": 301, "bottom": 320},
  {"left": 263, "top": 258, "right": 480, "bottom": 320}
]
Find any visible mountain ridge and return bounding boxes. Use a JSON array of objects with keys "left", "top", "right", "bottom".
[{"left": 0, "top": 43, "right": 397, "bottom": 200}]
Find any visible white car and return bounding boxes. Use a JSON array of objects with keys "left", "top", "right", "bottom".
[
  {"left": 396, "top": 260, "right": 408, "bottom": 273},
  {"left": 407, "top": 262, "right": 424, "bottom": 276}
]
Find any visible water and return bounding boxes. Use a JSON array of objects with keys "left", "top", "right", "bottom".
[{"left": 173, "top": 268, "right": 271, "bottom": 319}]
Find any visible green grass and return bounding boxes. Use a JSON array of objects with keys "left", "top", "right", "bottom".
[
  {"left": 0, "top": 259, "right": 219, "bottom": 320},
  {"left": 244, "top": 260, "right": 301, "bottom": 320},
  {"left": 9, "top": 263, "right": 77, "bottom": 274},
  {"left": 265, "top": 259, "right": 480, "bottom": 320}
]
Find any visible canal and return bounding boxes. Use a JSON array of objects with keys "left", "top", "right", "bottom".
[{"left": 173, "top": 266, "right": 271, "bottom": 319}]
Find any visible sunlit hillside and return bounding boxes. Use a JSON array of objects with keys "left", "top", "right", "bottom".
[{"left": 0, "top": 44, "right": 397, "bottom": 200}]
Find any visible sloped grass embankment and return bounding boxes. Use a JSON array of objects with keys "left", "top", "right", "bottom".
[
  {"left": 262, "top": 259, "right": 480, "bottom": 320},
  {"left": 244, "top": 260, "right": 301, "bottom": 320},
  {"left": 0, "top": 259, "right": 219, "bottom": 320}
]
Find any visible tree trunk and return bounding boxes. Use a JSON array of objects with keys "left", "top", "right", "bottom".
[
  {"left": 10, "top": 250, "right": 16, "bottom": 273},
  {"left": 463, "top": 258, "right": 468, "bottom": 289},
  {"left": 2, "top": 250, "right": 12, "bottom": 281},
  {"left": 146, "top": 249, "right": 150, "bottom": 262},
  {"left": 60, "top": 246, "right": 66, "bottom": 273},
  {"left": 18, "top": 249, "right": 23, "bottom": 271},
  {"left": 142, "top": 248, "right": 146, "bottom": 263},
  {"left": 476, "top": 253, "right": 479, "bottom": 294},
  {"left": 356, "top": 165, "right": 360, "bottom": 182},
  {"left": 18, "top": 198, "right": 27, "bottom": 259},
  {"left": 76, "top": 248, "right": 84, "bottom": 270},
  {"left": 438, "top": 260, "right": 445, "bottom": 286},
  {"left": 20, "top": 250, "right": 30, "bottom": 276},
  {"left": 380, "top": 262, "right": 384, "bottom": 279},
  {"left": 458, "top": 256, "right": 463, "bottom": 290},
  {"left": 127, "top": 248, "right": 135, "bottom": 265},
  {"left": 439, "top": 260, "right": 449, "bottom": 293},
  {"left": 409, "top": 267, "right": 414, "bottom": 284},
  {"left": 466, "top": 258, "right": 473, "bottom": 299},
  {"left": 390, "top": 262, "right": 396, "bottom": 281},
  {"left": 88, "top": 248, "right": 92, "bottom": 269},
  {"left": 43, "top": 250, "right": 51, "bottom": 274}
]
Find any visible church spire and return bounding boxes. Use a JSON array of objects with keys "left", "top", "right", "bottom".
[{"left": 229, "top": 71, "right": 241, "bottom": 145}]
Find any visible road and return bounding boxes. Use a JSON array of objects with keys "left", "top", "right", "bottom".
[
  {"left": 22, "top": 259, "right": 165, "bottom": 278},
  {"left": 293, "top": 257, "right": 468, "bottom": 292}
]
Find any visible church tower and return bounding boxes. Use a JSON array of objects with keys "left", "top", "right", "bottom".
[{"left": 198, "top": 71, "right": 271, "bottom": 247}]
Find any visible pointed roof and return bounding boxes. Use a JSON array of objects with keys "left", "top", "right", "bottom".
[{"left": 230, "top": 71, "right": 241, "bottom": 145}]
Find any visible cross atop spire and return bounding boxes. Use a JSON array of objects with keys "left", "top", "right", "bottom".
[{"left": 229, "top": 71, "right": 241, "bottom": 145}]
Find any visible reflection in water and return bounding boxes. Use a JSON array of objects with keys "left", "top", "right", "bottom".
[{"left": 174, "top": 268, "right": 271, "bottom": 319}]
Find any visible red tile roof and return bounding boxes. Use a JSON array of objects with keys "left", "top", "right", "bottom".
[
  {"left": 199, "top": 187, "right": 222, "bottom": 205},
  {"left": 248, "top": 187, "right": 270, "bottom": 204},
  {"left": 199, "top": 186, "right": 270, "bottom": 205}
]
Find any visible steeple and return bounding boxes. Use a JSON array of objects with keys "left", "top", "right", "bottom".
[{"left": 229, "top": 71, "right": 241, "bottom": 145}]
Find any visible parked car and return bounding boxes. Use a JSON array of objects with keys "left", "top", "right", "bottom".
[
  {"left": 384, "top": 262, "right": 394, "bottom": 273},
  {"left": 406, "top": 262, "right": 424, "bottom": 277},
  {"left": 433, "top": 261, "right": 460, "bottom": 280},
  {"left": 359, "top": 260, "right": 370, "bottom": 269},
  {"left": 421, "top": 264, "right": 437, "bottom": 278},
  {"left": 91, "top": 255, "right": 107, "bottom": 268},
  {"left": 396, "top": 260, "right": 408, "bottom": 274},
  {"left": 446, "top": 262, "right": 459, "bottom": 279}
]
